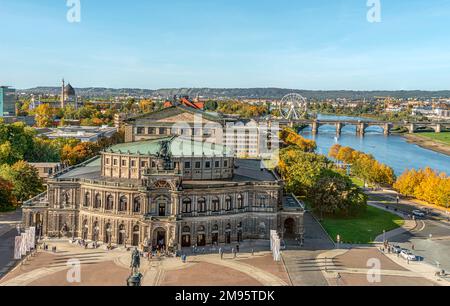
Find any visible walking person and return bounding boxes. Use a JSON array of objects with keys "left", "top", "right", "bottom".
[{"left": 219, "top": 248, "right": 223, "bottom": 260}]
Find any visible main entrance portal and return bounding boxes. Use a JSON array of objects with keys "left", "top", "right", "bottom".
[{"left": 153, "top": 228, "right": 166, "bottom": 248}]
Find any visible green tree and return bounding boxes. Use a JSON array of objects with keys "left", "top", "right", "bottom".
[
  {"left": 0, "top": 161, "right": 44, "bottom": 203},
  {"left": 309, "top": 170, "right": 367, "bottom": 218}
]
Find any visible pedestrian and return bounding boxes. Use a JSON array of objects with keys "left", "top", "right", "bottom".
[
  {"left": 236, "top": 245, "right": 240, "bottom": 253},
  {"left": 396, "top": 195, "right": 400, "bottom": 205},
  {"left": 412, "top": 244, "right": 415, "bottom": 251},
  {"left": 219, "top": 248, "right": 223, "bottom": 260},
  {"left": 407, "top": 258, "right": 410, "bottom": 265}
]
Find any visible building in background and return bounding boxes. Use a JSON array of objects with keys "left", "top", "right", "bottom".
[
  {"left": 0, "top": 86, "right": 16, "bottom": 116},
  {"left": 124, "top": 105, "right": 279, "bottom": 159},
  {"left": 60, "top": 79, "right": 78, "bottom": 109},
  {"left": 36, "top": 125, "right": 118, "bottom": 142}
]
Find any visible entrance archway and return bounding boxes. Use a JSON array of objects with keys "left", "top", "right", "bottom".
[
  {"left": 197, "top": 226, "right": 206, "bottom": 246},
  {"left": 153, "top": 228, "right": 166, "bottom": 248},
  {"left": 132, "top": 225, "right": 140, "bottom": 246},
  {"left": 182, "top": 234, "right": 191, "bottom": 247},
  {"left": 118, "top": 224, "right": 126, "bottom": 245},
  {"left": 284, "top": 218, "right": 296, "bottom": 238},
  {"left": 212, "top": 224, "right": 219, "bottom": 245},
  {"left": 181, "top": 226, "right": 191, "bottom": 247}
]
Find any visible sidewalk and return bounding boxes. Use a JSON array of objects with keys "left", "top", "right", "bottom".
[{"left": 384, "top": 252, "right": 450, "bottom": 286}]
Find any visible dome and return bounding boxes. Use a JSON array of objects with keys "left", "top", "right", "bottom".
[{"left": 64, "top": 83, "right": 76, "bottom": 96}]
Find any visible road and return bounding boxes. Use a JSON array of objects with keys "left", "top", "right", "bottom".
[
  {"left": 282, "top": 212, "right": 335, "bottom": 286},
  {"left": 368, "top": 190, "right": 450, "bottom": 272},
  {"left": 0, "top": 210, "right": 22, "bottom": 279}
]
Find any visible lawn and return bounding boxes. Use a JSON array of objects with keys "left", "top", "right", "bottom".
[
  {"left": 320, "top": 206, "right": 405, "bottom": 244},
  {"left": 418, "top": 132, "right": 450, "bottom": 145}
]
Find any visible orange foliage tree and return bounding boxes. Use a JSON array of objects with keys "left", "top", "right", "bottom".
[{"left": 394, "top": 168, "right": 450, "bottom": 207}]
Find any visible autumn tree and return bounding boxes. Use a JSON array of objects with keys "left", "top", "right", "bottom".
[
  {"left": 0, "top": 177, "right": 17, "bottom": 212},
  {"left": 279, "top": 128, "right": 317, "bottom": 152},
  {"left": 0, "top": 161, "right": 44, "bottom": 203},
  {"left": 395, "top": 168, "right": 450, "bottom": 207},
  {"left": 34, "top": 104, "right": 55, "bottom": 127}
]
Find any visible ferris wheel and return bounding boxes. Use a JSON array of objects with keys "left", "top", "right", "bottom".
[{"left": 279, "top": 93, "right": 309, "bottom": 120}]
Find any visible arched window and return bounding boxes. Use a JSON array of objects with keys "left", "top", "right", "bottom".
[
  {"left": 119, "top": 196, "right": 128, "bottom": 212},
  {"left": 182, "top": 198, "right": 192, "bottom": 213},
  {"left": 84, "top": 192, "right": 90, "bottom": 207},
  {"left": 237, "top": 194, "right": 243, "bottom": 209},
  {"left": 182, "top": 226, "right": 191, "bottom": 233},
  {"left": 226, "top": 223, "right": 232, "bottom": 231},
  {"left": 198, "top": 198, "right": 206, "bottom": 213},
  {"left": 198, "top": 225, "right": 206, "bottom": 232},
  {"left": 212, "top": 197, "right": 220, "bottom": 212},
  {"left": 225, "top": 196, "right": 232, "bottom": 211},
  {"left": 94, "top": 194, "right": 102, "bottom": 209},
  {"left": 133, "top": 197, "right": 141, "bottom": 213},
  {"left": 106, "top": 195, "right": 114, "bottom": 211},
  {"left": 212, "top": 224, "right": 219, "bottom": 232}
]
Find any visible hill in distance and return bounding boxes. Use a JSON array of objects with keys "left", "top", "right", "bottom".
[{"left": 18, "top": 87, "right": 450, "bottom": 100}]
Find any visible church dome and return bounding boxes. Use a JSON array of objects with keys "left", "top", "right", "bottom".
[{"left": 64, "top": 83, "right": 76, "bottom": 96}]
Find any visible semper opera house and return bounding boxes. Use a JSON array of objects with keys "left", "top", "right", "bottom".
[{"left": 23, "top": 106, "right": 304, "bottom": 250}]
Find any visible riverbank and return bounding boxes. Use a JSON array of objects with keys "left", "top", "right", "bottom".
[{"left": 404, "top": 134, "right": 450, "bottom": 157}]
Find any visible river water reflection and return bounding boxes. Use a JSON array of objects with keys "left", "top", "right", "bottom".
[{"left": 298, "top": 114, "right": 450, "bottom": 175}]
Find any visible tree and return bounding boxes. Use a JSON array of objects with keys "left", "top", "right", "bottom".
[
  {"left": 394, "top": 168, "right": 450, "bottom": 207},
  {"left": 308, "top": 170, "right": 367, "bottom": 218},
  {"left": 278, "top": 147, "right": 332, "bottom": 196},
  {"left": 34, "top": 104, "right": 55, "bottom": 127},
  {"left": 0, "top": 177, "right": 17, "bottom": 212},
  {"left": 328, "top": 144, "right": 342, "bottom": 159},
  {"left": 0, "top": 161, "right": 44, "bottom": 203},
  {"left": 61, "top": 142, "right": 101, "bottom": 166},
  {"left": 279, "top": 128, "right": 317, "bottom": 152},
  {"left": 28, "top": 137, "right": 61, "bottom": 163},
  {"left": 204, "top": 100, "right": 218, "bottom": 111},
  {"left": 0, "top": 121, "right": 36, "bottom": 164}
]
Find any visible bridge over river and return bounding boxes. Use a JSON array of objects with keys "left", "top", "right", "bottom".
[{"left": 271, "top": 119, "right": 450, "bottom": 136}]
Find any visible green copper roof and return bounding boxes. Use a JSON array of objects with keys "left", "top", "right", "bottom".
[{"left": 107, "top": 136, "right": 233, "bottom": 157}]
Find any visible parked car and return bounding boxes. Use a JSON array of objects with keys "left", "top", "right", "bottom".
[
  {"left": 392, "top": 245, "right": 403, "bottom": 254},
  {"left": 400, "top": 250, "right": 417, "bottom": 261},
  {"left": 412, "top": 210, "right": 426, "bottom": 218}
]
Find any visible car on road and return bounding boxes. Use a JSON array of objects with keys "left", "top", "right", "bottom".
[
  {"left": 400, "top": 250, "right": 417, "bottom": 261},
  {"left": 391, "top": 245, "right": 403, "bottom": 254},
  {"left": 412, "top": 210, "right": 426, "bottom": 219}
]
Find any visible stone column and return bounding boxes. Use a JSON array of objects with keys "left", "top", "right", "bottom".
[
  {"left": 336, "top": 122, "right": 343, "bottom": 137},
  {"left": 356, "top": 123, "right": 367, "bottom": 137},
  {"left": 436, "top": 124, "right": 442, "bottom": 133},
  {"left": 383, "top": 123, "right": 391, "bottom": 136},
  {"left": 311, "top": 121, "right": 319, "bottom": 135}
]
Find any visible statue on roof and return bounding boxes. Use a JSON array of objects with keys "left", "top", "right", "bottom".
[{"left": 157, "top": 138, "right": 174, "bottom": 170}]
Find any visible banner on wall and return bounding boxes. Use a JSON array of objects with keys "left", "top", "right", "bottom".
[{"left": 14, "top": 236, "right": 22, "bottom": 260}]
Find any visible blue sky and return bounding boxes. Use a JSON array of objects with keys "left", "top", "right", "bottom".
[{"left": 1, "top": 0, "right": 450, "bottom": 90}]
